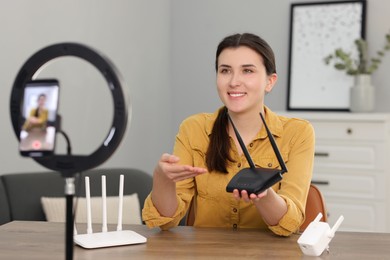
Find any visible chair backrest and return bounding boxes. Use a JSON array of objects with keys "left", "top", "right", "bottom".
[
  {"left": 185, "top": 184, "right": 327, "bottom": 231},
  {"left": 185, "top": 197, "right": 195, "bottom": 226},
  {"left": 0, "top": 177, "right": 11, "bottom": 225},
  {"left": 2, "top": 172, "right": 65, "bottom": 221},
  {"left": 299, "top": 184, "right": 327, "bottom": 232}
]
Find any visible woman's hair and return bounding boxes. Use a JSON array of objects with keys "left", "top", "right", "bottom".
[
  {"left": 206, "top": 33, "right": 276, "bottom": 173},
  {"left": 215, "top": 33, "right": 276, "bottom": 74}
]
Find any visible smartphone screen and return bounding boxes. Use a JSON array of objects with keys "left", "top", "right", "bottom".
[{"left": 19, "top": 79, "right": 60, "bottom": 157}]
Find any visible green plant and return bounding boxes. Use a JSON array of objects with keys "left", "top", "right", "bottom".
[{"left": 324, "top": 32, "right": 390, "bottom": 75}]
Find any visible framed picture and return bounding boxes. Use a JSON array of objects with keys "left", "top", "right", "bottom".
[{"left": 287, "top": 0, "right": 366, "bottom": 111}]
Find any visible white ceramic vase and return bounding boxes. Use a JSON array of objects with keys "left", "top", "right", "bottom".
[{"left": 350, "top": 74, "right": 375, "bottom": 112}]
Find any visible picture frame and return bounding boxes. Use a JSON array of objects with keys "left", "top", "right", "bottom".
[{"left": 286, "top": 0, "right": 366, "bottom": 111}]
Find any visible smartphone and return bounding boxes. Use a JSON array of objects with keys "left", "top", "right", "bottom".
[{"left": 19, "top": 79, "right": 60, "bottom": 157}]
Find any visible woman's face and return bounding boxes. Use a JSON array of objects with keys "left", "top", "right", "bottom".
[
  {"left": 216, "top": 46, "right": 277, "bottom": 115},
  {"left": 38, "top": 95, "right": 46, "bottom": 107}
]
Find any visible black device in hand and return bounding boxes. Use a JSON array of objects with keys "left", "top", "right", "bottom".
[{"left": 226, "top": 112, "right": 287, "bottom": 195}]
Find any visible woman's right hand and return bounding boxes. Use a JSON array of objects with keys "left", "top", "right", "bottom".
[
  {"left": 151, "top": 153, "right": 206, "bottom": 217},
  {"left": 155, "top": 153, "right": 207, "bottom": 182}
]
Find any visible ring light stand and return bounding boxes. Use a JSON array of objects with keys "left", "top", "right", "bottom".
[{"left": 10, "top": 43, "right": 129, "bottom": 260}]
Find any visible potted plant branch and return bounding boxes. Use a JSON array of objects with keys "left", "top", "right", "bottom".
[
  {"left": 324, "top": 32, "right": 390, "bottom": 112},
  {"left": 324, "top": 33, "right": 390, "bottom": 75}
]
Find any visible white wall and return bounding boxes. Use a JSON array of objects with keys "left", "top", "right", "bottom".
[
  {"left": 171, "top": 0, "right": 290, "bottom": 130},
  {"left": 1, "top": 0, "right": 390, "bottom": 176},
  {"left": 171, "top": 0, "right": 390, "bottom": 131},
  {"left": 0, "top": 0, "right": 172, "bottom": 175}
]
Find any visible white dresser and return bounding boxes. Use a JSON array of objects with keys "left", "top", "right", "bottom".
[{"left": 278, "top": 111, "right": 390, "bottom": 232}]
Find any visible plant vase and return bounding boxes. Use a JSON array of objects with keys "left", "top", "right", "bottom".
[{"left": 350, "top": 74, "right": 375, "bottom": 112}]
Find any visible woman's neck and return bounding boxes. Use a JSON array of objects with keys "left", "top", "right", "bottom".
[
  {"left": 228, "top": 108, "right": 264, "bottom": 130},
  {"left": 228, "top": 109, "right": 264, "bottom": 150}
]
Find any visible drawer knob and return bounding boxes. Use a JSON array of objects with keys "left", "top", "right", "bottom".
[
  {"left": 346, "top": 128, "right": 353, "bottom": 135},
  {"left": 314, "top": 152, "right": 329, "bottom": 157},
  {"left": 311, "top": 180, "right": 330, "bottom": 186}
]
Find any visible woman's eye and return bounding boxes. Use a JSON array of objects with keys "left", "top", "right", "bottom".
[
  {"left": 219, "top": 68, "right": 230, "bottom": 74},
  {"left": 243, "top": 69, "right": 253, "bottom": 73}
]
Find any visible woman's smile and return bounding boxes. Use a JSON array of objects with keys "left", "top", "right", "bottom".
[{"left": 228, "top": 91, "right": 247, "bottom": 98}]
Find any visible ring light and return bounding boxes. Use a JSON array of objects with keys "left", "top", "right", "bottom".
[{"left": 10, "top": 43, "right": 129, "bottom": 176}]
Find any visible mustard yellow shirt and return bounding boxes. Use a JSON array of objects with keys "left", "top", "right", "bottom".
[
  {"left": 142, "top": 106, "right": 315, "bottom": 236},
  {"left": 22, "top": 108, "right": 48, "bottom": 131}
]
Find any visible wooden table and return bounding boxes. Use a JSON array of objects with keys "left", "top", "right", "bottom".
[{"left": 1, "top": 221, "right": 389, "bottom": 259}]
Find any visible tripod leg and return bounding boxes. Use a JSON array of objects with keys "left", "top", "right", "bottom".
[{"left": 65, "top": 177, "right": 75, "bottom": 260}]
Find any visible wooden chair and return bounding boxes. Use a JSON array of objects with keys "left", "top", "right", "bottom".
[
  {"left": 185, "top": 184, "right": 327, "bottom": 232},
  {"left": 299, "top": 184, "right": 327, "bottom": 232}
]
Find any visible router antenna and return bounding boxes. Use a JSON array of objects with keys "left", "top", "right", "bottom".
[
  {"left": 102, "top": 175, "right": 108, "bottom": 233},
  {"left": 330, "top": 215, "right": 344, "bottom": 237},
  {"left": 117, "top": 174, "right": 124, "bottom": 231},
  {"left": 85, "top": 177, "right": 93, "bottom": 234},
  {"left": 313, "top": 212, "right": 323, "bottom": 223},
  {"left": 259, "top": 112, "right": 287, "bottom": 173}
]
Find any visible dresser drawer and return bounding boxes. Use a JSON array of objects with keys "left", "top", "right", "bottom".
[
  {"left": 314, "top": 143, "right": 384, "bottom": 170},
  {"left": 311, "top": 121, "right": 387, "bottom": 141},
  {"left": 312, "top": 172, "right": 385, "bottom": 200},
  {"left": 326, "top": 201, "right": 386, "bottom": 232}
]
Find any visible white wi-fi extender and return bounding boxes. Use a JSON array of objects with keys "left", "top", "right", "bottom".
[
  {"left": 74, "top": 175, "right": 147, "bottom": 249},
  {"left": 297, "top": 212, "right": 344, "bottom": 256}
]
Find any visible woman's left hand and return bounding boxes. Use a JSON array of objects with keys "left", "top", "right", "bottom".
[{"left": 232, "top": 189, "right": 268, "bottom": 203}]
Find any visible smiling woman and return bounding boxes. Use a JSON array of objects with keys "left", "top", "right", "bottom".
[{"left": 142, "top": 33, "right": 315, "bottom": 237}]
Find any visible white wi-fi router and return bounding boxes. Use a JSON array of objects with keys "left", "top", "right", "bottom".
[
  {"left": 74, "top": 174, "right": 147, "bottom": 249},
  {"left": 297, "top": 212, "right": 344, "bottom": 256}
]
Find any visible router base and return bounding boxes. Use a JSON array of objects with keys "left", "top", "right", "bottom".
[{"left": 74, "top": 230, "right": 147, "bottom": 249}]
